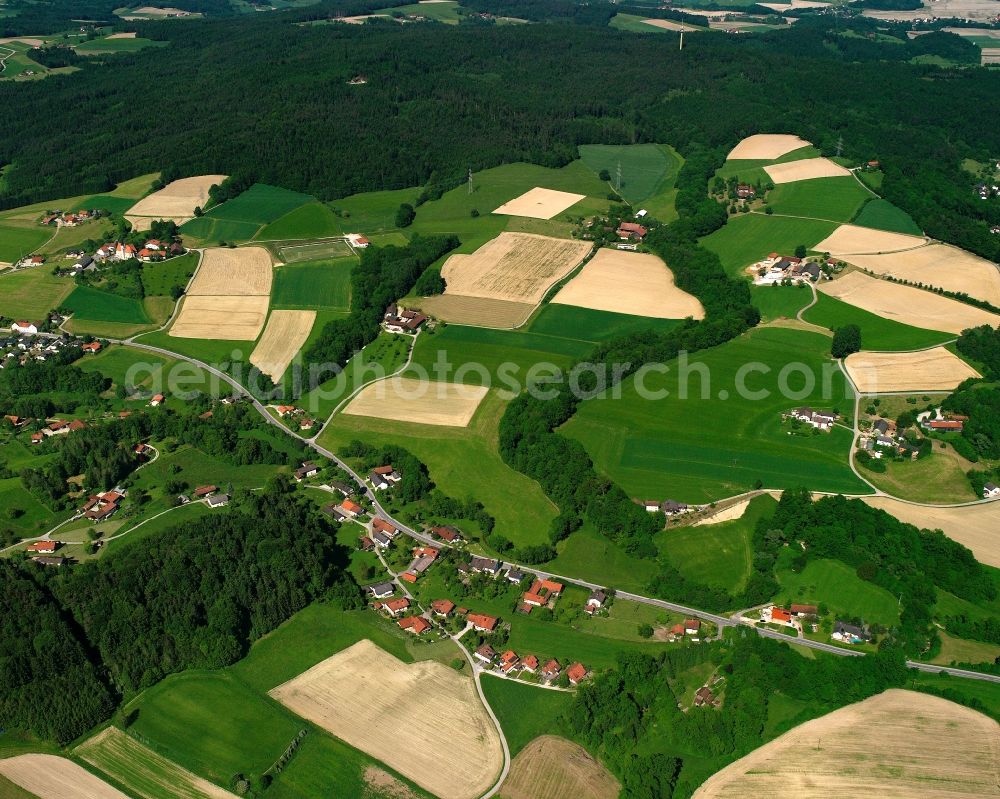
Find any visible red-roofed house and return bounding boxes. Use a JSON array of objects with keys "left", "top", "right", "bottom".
[
  {"left": 791, "top": 604, "right": 817, "bottom": 617},
  {"left": 566, "top": 662, "right": 589, "bottom": 685},
  {"left": 150, "top": 393, "right": 164, "bottom": 407},
  {"left": 193, "top": 485, "right": 217, "bottom": 498},
  {"left": 928, "top": 420, "right": 964, "bottom": 431},
  {"left": 521, "top": 655, "right": 538, "bottom": 673},
  {"left": 770, "top": 607, "right": 792, "bottom": 624},
  {"left": 499, "top": 650, "right": 520, "bottom": 674},
  {"left": 431, "top": 599, "right": 455, "bottom": 617},
  {"left": 684, "top": 619, "right": 701, "bottom": 635},
  {"left": 372, "top": 518, "right": 399, "bottom": 537},
  {"left": 384, "top": 597, "right": 410, "bottom": 617},
  {"left": 523, "top": 578, "right": 564, "bottom": 608},
  {"left": 475, "top": 643, "right": 496, "bottom": 663},
  {"left": 80, "top": 342, "right": 102, "bottom": 353},
  {"left": 468, "top": 613, "right": 499, "bottom": 633},
  {"left": 26, "top": 541, "right": 57, "bottom": 553},
  {"left": 400, "top": 572, "right": 417, "bottom": 584},
  {"left": 617, "top": 222, "right": 647, "bottom": 241},
  {"left": 31, "top": 431, "right": 44, "bottom": 445},
  {"left": 541, "top": 659, "right": 561, "bottom": 681},
  {"left": 339, "top": 500, "right": 363, "bottom": 517},
  {"left": 398, "top": 616, "right": 431, "bottom": 635}
]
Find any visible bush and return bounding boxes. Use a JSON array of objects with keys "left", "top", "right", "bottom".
[
  {"left": 395, "top": 202, "right": 416, "bottom": 227},
  {"left": 638, "top": 623, "right": 654, "bottom": 639},
  {"left": 831, "top": 324, "right": 862, "bottom": 358}
]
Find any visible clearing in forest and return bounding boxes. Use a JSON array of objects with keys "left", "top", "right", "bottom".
[
  {"left": 763, "top": 157, "right": 851, "bottom": 184},
  {"left": 269, "top": 639, "right": 503, "bottom": 799},
  {"left": 249, "top": 310, "right": 316, "bottom": 381},
  {"left": 843, "top": 347, "right": 979, "bottom": 393},
  {"left": 816, "top": 271, "right": 1000, "bottom": 335},
  {"left": 76, "top": 726, "right": 239, "bottom": 799},
  {"left": 0, "top": 754, "right": 130, "bottom": 799},
  {"left": 551, "top": 248, "right": 704, "bottom": 319},
  {"left": 813, "top": 223, "right": 926, "bottom": 255},
  {"left": 726, "top": 134, "right": 811, "bottom": 161},
  {"left": 493, "top": 187, "right": 587, "bottom": 220},
  {"left": 343, "top": 377, "right": 489, "bottom": 427},
  {"left": 499, "top": 735, "right": 620, "bottom": 799},
  {"left": 125, "top": 175, "right": 226, "bottom": 228},
  {"left": 692, "top": 689, "right": 1000, "bottom": 798}
]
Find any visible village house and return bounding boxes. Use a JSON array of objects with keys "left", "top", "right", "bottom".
[
  {"left": 790, "top": 407, "right": 838, "bottom": 431},
  {"left": 735, "top": 183, "right": 756, "bottom": 200},
  {"left": 347, "top": 233, "right": 371, "bottom": 248},
  {"left": 372, "top": 518, "right": 399, "bottom": 539},
  {"left": 520, "top": 655, "right": 539, "bottom": 674},
  {"left": 338, "top": 499, "right": 363, "bottom": 518},
  {"left": 474, "top": 643, "right": 496, "bottom": 664},
  {"left": 298, "top": 418, "right": 315, "bottom": 431},
  {"left": 831, "top": 621, "right": 870, "bottom": 644},
  {"left": 469, "top": 556, "right": 501, "bottom": 576},
  {"left": 407, "top": 546, "right": 440, "bottom": 577},
  {"left": 522, "top": 578, "right": 564, "bottom": 611},
  {"left": 790, "top": 604, "right": 817, "bottom": 617},
  {"left": 4, "top": 415, "right": 29, "bottom": 429},
  {"left": 499, "top": 650, "right": 520, "bottom": 674},
  {"left": 81, "top": 489, "right": 124, "bottom": 522},
  {"left": 275, "top": 405, "right": 297, "bottom": 417},
  {"left": 80, "top": 341, "right": 102, "bottom": 354},
  {"left": 762, "top": 606, "right": 795, "bottom": 626},
  {"left": 26, "top": 540, "right": 58, "bottom": 554},
  {"left": 11, "top": 321, "right": 38, "bottom": 335},
  {"left": 684, "top": 619, "right": 702, "bottom": 636},
  {"left": 925, "top": 419, "right": 964, "bottom": 433},
  {"left": 984, "top": 482, "right": 1000, "bottom": 499},
  {"left": 641, "top": 499, "right": 662, "bottom": 512},
  {"left": 431, "top": 524, "right": 462, "bottom": 542},
  {"left": 566, "top": 662, "right": 589, "bottom": 686},
  {"left": 383, "top": 303, "right": 427, "bottom": 334},
  {"left": 541, "top": 659, "right": 561, "bottom": 681},
  {"left": 294, "top": 461, "right": 320, "bottom": 482},
  {"left": 384, "top": 597, "right": 410, "bottom": 617},
  {"left": 33, "top": 555, "right": 68, "bottom": 567},
  {"left": 206, "top": 494, "right": 230, "bottom": 508},
  {"left": 662, "top": 500, "right": 691, "bottom": 516},
  {"left": 370, "top": 471, "right": 390, "bottom": 491},
  {"left": 467, "top": 612, "right": 499, "bottom": 633},
  {"left": 368, "top": 581, "right": 395, "bottom": 599},
  {"left": 585, "top": 589, "right": 606, "bottom": 614},
  {"left": 431, "top": 598, "right": 455, "bottom": 617},
  {"left": 358, "top": 535, "right": 375, "bottom": 551},
  {"left": 506, "top": 567, "right": 526, "bottom": 584},
  {"left": 193, "top": 485, "right": 217, "bottom": 499},
  {"left": 398, "top": 616, "right": 431, "bottom": 635},
  {"left": 372, "top": 530, "right": 393, "bottom": 548},
  {"left": 328, "top": 480, "right": 354, "bottom": 497},
  {"left": 149, "top": 393, "right": 164, "bottom": 407},
  {"left": 694, "top": 686, "right": 718, "bottom": 707},
  {"left": 617, "top": 221, "right": 647, "bottom": 242}
]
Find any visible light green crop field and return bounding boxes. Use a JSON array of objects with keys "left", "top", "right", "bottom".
[
  {"left": 141, "top": 252, "right": 199, "bottom": 297},
  {"left": 76, "top": 344, "right": 213, "bottom": 396},
  {"left": 257, "top": 201, "right": 343, "bottom": 241},
  {"left": 272, "top": 258, "right": 354, "bottom": 310},
  {"left": 578, "top": 143, "right": 684, "bottom": 216},
  {"left": 0, "top": 267, "right": 75, "bottom": 318},
  {"left": 716, "top": 145, "right": 821, "bottom": 185},
  {"left": 207, "top": 183, "right": 314, "bottom": 224},
  {"left": 858, "top": 447, "right": 977, "bottom": 503},
  {"left": 75, "top": 36, "right": 167, "bottom": 54},
  {"left": 480, "top": 677, "right": 573, "bottom": 757},
  {"left": 931, "top": 632, "right": 1000, "bottom": 666},
  {"left": 751, "top": 284, "right": 813, "bottom": 322},
  {"left": 529, "top": 304, "right": 683, "bottom": 342},
  {"left": 0, "top": 222, "right": 52, "bottom": 262},
  {"left": 775, "top": 555, "right": 901, "bottom": 624},
  {"left": 659, "top": 495, "right": 777, "bottom": 595},
  {"left": 278, "top": 239, "right": 354, "bottom": 262},
  {"left": 700, "top": 213, "right": 837, "bottom": 277},
  {"left": 562, "top": 327, "right": 868, "bottom": 502},
  {"left": 179, "top": 216, "right": 261, "bottom": 243},
  {"left": 802, "top": 292, "right": 953, "bottom": 351},
  {"left": 64, "top": 285, "right": 151, "bottom": 323},
  {"left": 136, "top": 329, "right": 258, "bottom": 368},
  {"left": 318, "top": 391, "right": 558, "bottom": 547},
  {"left": 852, "top": 198, "right": 923, "bottom": 235},
  {"left": 35, "top": 217, "right": 115, "bottom": 257},
  {"left": 767, "top": 176, "right": 872, "bottom": 222}
]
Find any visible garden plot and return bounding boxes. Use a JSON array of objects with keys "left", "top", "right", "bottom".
[
  {"left": 0, "top": 754, "right": 129, "bottom": 799},
  {"left": 500, "top": 735, "right": 620, "bottom": 799},
  {"left": 343, "top": 377, "right": 488, "bottom": 427},
  {"left": 249, "top": 310, "right": 316, "bottom": 381},
  {"left": 844, "top": 244, "right": 1000, "bottom": 307},
  {"left": 726, "top": 134, "right": 811, "bottom": 160},
  {"left": 844, "top": 347, "right": 980, "bottom": 393},
  {"left": 269, "top": 639, "right": 503, "bottom": 799},
  {"left": 551, "top": 248, "right": 704, "bottom": 319},
  {"left": 817, "top": 271, "right": 1000, "bottom": 335},
  {"left": 125, "top": 175, "right": 226, "bottom": 227},
  {"left": 764, "top": 157, "right": 851, "bottom": 184},
  {"left": 186, "top": 246, "right": 272, "bottom": 296},
  {"left": 493, "top": 187, "right": 587, "bottom": 220},
  {"left": 169, "top": 295, "right": 269, "bottom": 340},
  {"left": 814, "top": 224, "right": 927, "bottom": 255},
  {"left": 693, "top": 689, "right": 999, "bottom": 798}
]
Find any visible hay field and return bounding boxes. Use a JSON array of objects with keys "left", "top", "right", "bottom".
[
  {"left": 0, "top": 754, "right": 130, "bottom": 799},
  {"left": 764, "top": 157, "right": 851, "bottom": 184},
  {"left": 817, "top": 271, "right": 1000, "bottom": 334},
  {"left": 551, "top": 248, "right": 704, "bottom": 319},
  {"left": 77, "top": 727, "right": 239, "bottom": 799},
  {"left": 863, "top": 497, "right": 1000, "bottom": 567},
  {"left": 126, "top": 175, "right": 226, "bottom": 225},
  {"left": 269, "top": 639, "right": 503, "bottom": 799},
  {"left": 441, "top": 233, "right": 591, "bottom": 304},
  {"left": 641, "top": 18, "right": 701, "bottom": 31},
  {"left": 343, "top": 377, "right": 489, "bottom": 427},
  {"left": 844, "top": 244, "right": 1000, "bottom": 306},
  {"left": 249, "top": 310, "right": 316, "bottom": 381},
  {"left": 170, "top": 295, "right": 269, "bottom": 340},
  {"left": 693, "top": 689, "right": 999, "bottom": 799},
  {"left": 493, "top": 187, "right": 586, "bottom": 220},
  {"left": 758, "top": 0, "right": 829, "bottom": 9},
  {"left": 844, "top": 347, "right": 979, "bottom": 393},
  {"left": 814, "top": 224, "right": 927, "bottom": 255},
  {"left": 187, "top": 247, "right": 272, "bottom": 296},
  {"left": 727, "top": 134, "right": 811, "bottom": 161},
  {"left": 500, "top": 735, "right": 620, "bottom": 799},
  {"left": 416, "top": 294, "right": 537, "bottom": 328}
]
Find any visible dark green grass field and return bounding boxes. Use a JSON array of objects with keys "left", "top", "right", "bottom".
[
  {"left": 659, "top": 495, "right": 777, "bottom": 595},
  {"left": 271, "top": 258, "right": 354, "bottom": 310},
  {"left": 767, "top": 176, "right": 872, "bottom": 222},
  {"left": 257, "top": 201, "right": 343, "bottom": 240},
  {"left": 529, "top": 303, "right": 682, "bottom": 342},
  {"left": 64, "top": 285, "right": 150, "bottom": 323},
  {"left": 578, "top": 143, "right": 683, "bottom": 207},
  {"left": 179, "top": 215, "right": 261, "bottom": 243},
  {"left": 750, "top": 284, "right": 813, "bottom": 322},
  {"left": 480, "top": 676, "right": 573, "bottom": 756},
  {"left": 802, "top": 292, "right": 953, "bottom": 350},
  {"left": 141, "top": 252, "right": 199, "bottom": 297},
  {"left": 208, "top": 183, "right": 314, "bottom": 224},
  {"left": 75, "top": 36, "right": 167, "bottom": 54},
  {"left": 700, "top": 214, "right": 837, "bottom": 277},
  {"left": 852, "top": 198, "right": 923, "bottom": 235},
  {"left": 562, "top": 327, "right": 869, "bottom": 502}
]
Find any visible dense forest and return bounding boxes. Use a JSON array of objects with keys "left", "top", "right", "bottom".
[{"left": 1, "top": 487, "right": 359, "bottom": 742}]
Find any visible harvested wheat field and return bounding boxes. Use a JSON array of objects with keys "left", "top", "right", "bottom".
[
  {"left": 364, "top": 767, "right": 420, "bottom": 799},
  {"left": 493, "top": 187, "right": 587, "bottom": 220},
  {"left": 0, "top": 754, "right": 130, "bottom": 799},
  {"left": 817, "top": 271, "right": 1000, "bottom": 335},
  {"left": 187, "top": 246, "right": 273, "bottom": 296},
  {"left": 694, "top": 498, "right": 750, "bottom": 526},
  {"left": 726, "top": 134, "right": 811, "bottom": 161},
  {"left": 125, "top": 175, "right": 227, "bottom": 225},
  {"left": 344, "top": 377, "right": 488, "bottom": 426},
  {"left": 764, "top": 157, "right": 851, "bottom": 184},
  {"left": 270, "top": 639, "right": 503, "bottom": 799},
  {"left": 107, "top": 32, "right": 138, "bottom": 39},
  {"left": 442, "top": 233, "right": 591, "bottom": 304},
  {"left": 694, "top": 689, "right": 1000, "bottom": 799},
  {"left": 249, "top": 310, "right": 316, "bottom": 381},
  {"left": 758, "top": 0, "right": 829, "bottom": 9},
  {"left": 641, "top": 18, "right": 701, "bottom": 31},
  {"left": 863, "top": 497, "right": 1000, "bottom": 567},
  {"left": 415, "top": 294, "right": 536, "bottom": 328},
  {"left": 844, "top": 244, "right": 1000, "bottom": 306},
  {"left": 814, "top": 224, "right": 926, "bottom": 255},
  {"left": 76, "top": 727, "right": 238, "bottom": 799},
  {"left": 500, "top": 735, "right": 620, "bottom": 799},
  {"left": 552, "top": 248, "right": 704, "bottom": 319},
  {"left": 170, "top": 295, "right": 269, "bottom": 340},
  {"left": 844, "top": 347, "right": 979, "bottom": 393}
]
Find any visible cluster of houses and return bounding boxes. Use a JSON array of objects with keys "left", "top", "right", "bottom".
[
  {"left": 80, "top": 488, "right": 125, "bottom": 522},
  {"left": 785, "top": 406, "right": 839, "bottom": 432},
  {"left": 370, "top": 464, "right": 402, "bottom": 491},
  {"left": 383, "top": 303, "right": 427, "bottom": 334},
  {"left": 273, "top": 405, "right": 316, "bottom": 431},
  {"left": 752, "top": 253, "right": 826, "bottom": 286},
  {"left": 49, "top": 239, "right": 187, "bottom": 279},
  {"left": 28, "top": 417, "right": 87, "bottom": 445},
  {"left": 24, "top": 540, "right": 67, "bottom": 567},
  {"left": 860, "top": 417, "right": 921, "bottom": 460},
  {"left": 0, "top": 331, "right": 97, "bottom": 369},
  {"left": 475, "top": 645, "right": 590, "bottom": 686},
  {"left": 976, "top": 180, "right": 999, "bottom": 201},
  {"left": 40, "top": 208, "right": 100, "bottom": 228},
  {"left": 177, "top": 484, "right": 230, "bottom": 508},
  {"left": 639, "top": 498, "right": 698, "bottom": 517},
  {"left": 760, "top": 603, "right": 872, "bottom": 646}
]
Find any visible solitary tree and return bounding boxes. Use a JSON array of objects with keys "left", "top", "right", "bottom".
[{"left": 831, "top": 324, "right": 861, "bottom": 358}]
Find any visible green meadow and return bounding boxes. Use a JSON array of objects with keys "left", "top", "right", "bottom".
[
  {"left": 750, "top": 284, "right": 813, "bottom": 322},
  {"left": 64, "top": 285, "right": 151, "bottom": 324},
  {"left": 271, "top": 258, "right": 354, "bottom": 310},
  {"left": 182, "top": 183, "right": 313, "bottom": 243},
  {"left": 74, "top": 36, "right": 167, "bottom": 54},
  {"left": 0, "top": 223, "right": 51, "bottom": 262},
  {"left": 701, "top": 213, "right": 837, "bottom": 277},
  {"left": 562, "top": 327, "right": 868, "bottom": 502},
  {"left": 387, "top": 1, "right": 461, "bottom": 22},
  {"left": 767, "top": 176, "right": 872, "bottom": 222},
  {"left": 802, "top": 292, "right": 953, "bottom": 350},
  {"left": 330, "top": 186, "right": 422, "bottom": 233},
  {"left": 257, "top": 201, "right": 343, "bottom": 240},
  {"left": 775, "top": 554, "right": 901, "bottom": 625},
  {"left": 76, "top": 344, "right": 213, "bottom": 396},
  {"left": 852, "top": 198, "right": 923, "bottom": 235},
  {"left": 0, "top": 267, "right": 74, "bottom": 318},
  {"left": 141, "top": 252, "right": 199, "bottom": 297},
  {"left": 529, "top": 304, "right": 682, "bottom": 341},
  {"left": 480, "top": 677, "right": 573, "bottom": 756},
  {"left": 578, "top": 142, "right": 684, "bottom": 219}
]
